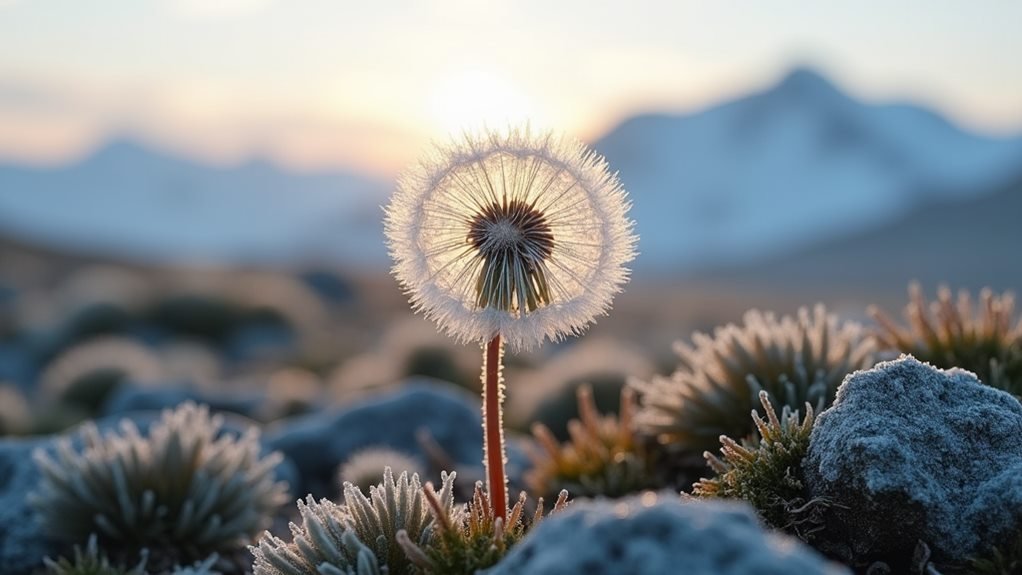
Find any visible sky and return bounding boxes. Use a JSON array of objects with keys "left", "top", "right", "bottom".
[{"left": 1, "top": 0, "right": 1020, "bottom": 176}]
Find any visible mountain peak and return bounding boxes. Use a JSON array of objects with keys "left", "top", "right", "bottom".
[
  {"left": 85, "top": 137, "right": 176, "bottom": 168},
  {"left": 772, "top": 67, "right": 843, "bottom": 101}
]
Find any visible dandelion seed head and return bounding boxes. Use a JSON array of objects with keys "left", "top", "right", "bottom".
[{"left": 385, "top": 126, "right": 636, "bottom": 351}]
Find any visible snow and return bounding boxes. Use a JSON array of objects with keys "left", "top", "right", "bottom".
[
  {"left": 804, "top": 356, "right": 1022, "bottom": 564},
  {"left": 485, "top": 493, "right": 848, "bottom": 575},
  {"left": 593, "top": 67, "right": 1022, "bottom": 270},
  {"left": 0, "top": 140, "right": 390, "bottom": 267}
]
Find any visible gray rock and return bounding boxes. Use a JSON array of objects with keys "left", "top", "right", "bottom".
[
  {"left": 803, "top": 356, "right": 1022, "bottom": 564},
  {"left": 0, "top": 438, "right": 62, "bottom": 575},
  {"left": 266, "top": 379, "right": 482, "bottom": 498},
  {"left": 485, "top": 494, "right": 847, "bottom": 575},
  {"left": 101, "top": 383, "right": 266, "bottom": 420}
]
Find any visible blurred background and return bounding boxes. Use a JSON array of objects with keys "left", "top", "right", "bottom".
[{"left": 1, "top": 1, "right": 1020, "bottom": 433}]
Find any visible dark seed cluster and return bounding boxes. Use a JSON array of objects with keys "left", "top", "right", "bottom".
[{"left": 467, "top": 199, "right": 555, "bottom": 314}]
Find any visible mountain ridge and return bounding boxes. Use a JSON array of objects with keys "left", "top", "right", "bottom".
[{"left": 1, "top": 67, "right": 1020, "bottom": 274}]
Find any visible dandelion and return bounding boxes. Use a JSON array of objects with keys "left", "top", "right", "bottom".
[{"left": 385, "top": 126, "right": 636, "bottom": 522}]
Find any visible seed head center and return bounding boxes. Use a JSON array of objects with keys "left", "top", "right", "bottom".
[
  {"left": 467, "top": 199, "right": 555, "bottom": 314},
  {"left": 467, "top": 200, "right": 554, "bottom": 260}
]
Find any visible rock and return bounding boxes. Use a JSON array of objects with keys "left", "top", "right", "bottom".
[
  {"left": 266, "top": 380, "right": 482, "bottom": 498},
  {"left": 0, "top": 438, "right": 62, "bottom": 575},
  {"left": 102, "top": 383, "right": 265, "bottom": 420},
  {"left": 486, "top": 494, "right": 847, "bottom": 575},
  {"left": 803, "top": 356, "right": 1022, "bottom": 565}
]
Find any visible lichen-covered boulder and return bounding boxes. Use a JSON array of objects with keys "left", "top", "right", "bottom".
[
  {"left": 266, "top": 380, "right": 482, "bottom": 498},
  {"left": 485, "top": 494, "right": 847, "bottom": 575},
  {"left": 803, "top": 356, "right": 1022, "bottom": 566},
  {"left": 0, "top": 438, "right": 61, "bottom": 575}
]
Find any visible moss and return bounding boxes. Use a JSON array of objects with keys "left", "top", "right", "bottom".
[{"left": 692, "top": 390, "right": 827, "bottom": 540}]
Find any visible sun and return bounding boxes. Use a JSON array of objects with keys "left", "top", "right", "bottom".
[{"left": 427, "top": 70, "right": 535, "bottom": 134}]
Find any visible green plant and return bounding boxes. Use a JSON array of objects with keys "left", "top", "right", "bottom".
[
  {"left": 870, "top": 283, "right": 1022, "bottom": 395},
  {"left": 44, "top": 535, "right": 147, "bottom": 575},
  {"left": 970, "top": 531, "right": 1022, "bottom": 575},
  {"left": 633, "top": 305, "right": 876, "bottom": 454},
  {"left": 251, "top": 469, "right": 456, "bottom": 575},
  {"left": 526, "top": 384, "right": 653, "bottom": 499},
  {"left": 398, "top": 481, "right": 569, "bottom": 575},
  {"left": 692, "top": 390, "right": 828, "bottom": 540},
  {"left": 30, "top": 402, "right": 288, "bottom": 559}
]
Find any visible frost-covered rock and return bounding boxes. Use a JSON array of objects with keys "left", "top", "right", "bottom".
[
  {"left": 803, "top": 356, "right": 1022, "bottom": 564},
  {"left": 485, "top": 494, "right": 847, "bottom": 575},
  {"left": 266, "top": 380, "right": 481, "bottom": 497},
  {"left": 0, "top": 438, "right": 61, "bottom": 575}
]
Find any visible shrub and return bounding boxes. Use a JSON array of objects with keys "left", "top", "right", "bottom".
[
  {"left": 30, "top": 402, "right": 288, "bottom": 560},
  {"left": 526, "top": 384, "right": 653, "bottom": 499},
  {"left": 632, "top": 305, "right": 875, "bottom": 454},
  {"left": 398, "top": 481, "right": 569, "bottom": 575},
  {"left": 251, "top": 469, "right": 455, "bottom": 575},
  {"left": 870, "top": 283, "right": 1022, "bottom": 395}
]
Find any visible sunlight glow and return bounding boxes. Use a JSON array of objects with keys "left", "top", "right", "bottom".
[{"left": 427, "top": 70, "right": 536, "bottom": 134}]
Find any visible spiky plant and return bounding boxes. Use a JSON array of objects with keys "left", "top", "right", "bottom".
[
  {"left": 251, "top": 469, "right": 456, "bottom": 575},
  {"left": 44, "top": 535, "right": 148, "bottom": 575},
  {"left": 632, "top": 304, "right": 876, "bottom": 454},
  {"left": 692, "top": 390, "right": 828, "bottom": 540},
  {"left": 170, "top": 555, "right": 222, "bottom": 575},
  {"left": 970, "top": 532, "right": 1022, "bottom": 575},
  {"left": 870, "top": 283, "right": 1022, "bottom": 395},
  {"left": 526, "top": 384, "right": 653, "bottom": 499},
  {"left": 30, "top": 402, "right": 288, "bottom": 560},
  {"left": 339, "top": 448, "right": 425, "bottom": 493},
  {"left": 399, "top": 481, "right": 569, "bottom": 575}
]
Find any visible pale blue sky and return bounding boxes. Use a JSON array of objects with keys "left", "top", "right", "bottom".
[{"left": 1, "top": 0, "right": 1019, "bottom": 174}]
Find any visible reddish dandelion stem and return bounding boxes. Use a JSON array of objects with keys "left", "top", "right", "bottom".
[{"left": 483, "top": 334, "right": 508, "bottom": 522}]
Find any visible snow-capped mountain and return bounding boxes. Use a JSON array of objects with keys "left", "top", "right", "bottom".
[
  {"left": 0, "top": 140, "right": 390, "bottom": 268},
  {"left": 0, "top": 67, "right": 1020, "bottom": 272},
  {"left": 593, "top": 67, "right": 1022, "bottom": 271}
]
